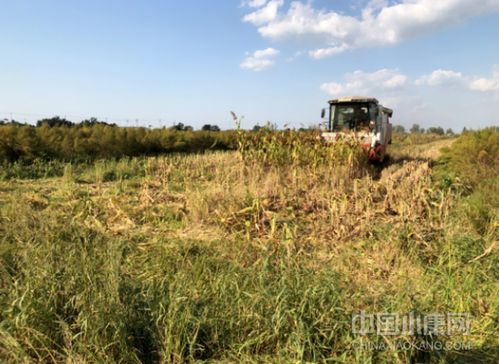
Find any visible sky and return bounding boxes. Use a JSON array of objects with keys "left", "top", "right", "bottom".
[{"left": 1, "top": 0, "right": 499, "bottom": 131}]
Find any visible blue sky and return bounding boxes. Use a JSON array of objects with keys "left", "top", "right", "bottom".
[{"left": 1, "top": 0, "right": 498, "bottom": 131}]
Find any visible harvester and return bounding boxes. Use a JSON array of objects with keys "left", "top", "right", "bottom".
[{"left": 321, "top": 96, "right": 393, "bottom": 162}]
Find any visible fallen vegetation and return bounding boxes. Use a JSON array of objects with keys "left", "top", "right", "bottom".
[{"left": 0, "top": 128, "right": 497, "bottom": 363}]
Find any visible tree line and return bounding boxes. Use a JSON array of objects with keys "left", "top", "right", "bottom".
[
  {"left": 0, "top": 116, "right": 223, "bottom": 132},
  {"left": 393, "top": 124, "right": 454, "bottom": 135},
  {"left": 0, "top": 116, "right": 457, "bottom": 163},
  {"left": 0, "top": 118, "right": 236, "bottom": 162}
]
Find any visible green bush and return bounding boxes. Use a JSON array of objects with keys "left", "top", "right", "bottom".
[
  {"left": 0, "top": 124, "right": 238, "bottom": 162},
  {"left": 438, "top": 127, "right": 498, "bottom": 189},
  {"left": 436, "top": 127, "right": 499, "bottom": 236}
]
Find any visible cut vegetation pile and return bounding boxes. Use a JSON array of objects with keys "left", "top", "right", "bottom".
[{"left": 0, "top": 128, "right": 497, "bottom": 363}]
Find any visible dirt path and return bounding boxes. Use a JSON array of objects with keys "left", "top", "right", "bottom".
[
  {"left": 390, "top": 137, "right": 456, "bottom": 162},
  {"left": 371, "top": 137, "right": 455, "bottom": 180}
]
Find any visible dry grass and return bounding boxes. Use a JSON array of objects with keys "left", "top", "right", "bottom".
[
  {"left": 390, "top": 137, "right": 456, "bottom": 161},
  {"left": 0, "top": 133, "right": 497, "bottom": 363}
]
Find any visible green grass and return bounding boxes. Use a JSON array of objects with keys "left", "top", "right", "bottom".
[{"left": 0, "top": 130, "right": 497, "bottom": 363}]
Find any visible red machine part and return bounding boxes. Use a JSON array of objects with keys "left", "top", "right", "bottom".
[{"left": 361, "top": 143, "right": 385, "bottom": 162}]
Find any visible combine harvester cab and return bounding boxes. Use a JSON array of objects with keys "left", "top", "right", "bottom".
[{"left": 321, "top": 96, "right": 393, "bottom": 162}]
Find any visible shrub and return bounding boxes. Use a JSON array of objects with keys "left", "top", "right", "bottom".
[
  {"left": 438, "top": 127, "right": 498, "bottom": 189},
  {"left": 0, "top": 124, "right": 238, "bottom": 162},
  {"left": 437, "top": 127, "right": 499, "bottom": 235}
]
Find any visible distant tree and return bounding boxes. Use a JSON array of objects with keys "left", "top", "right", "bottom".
[
  {"left": 427, "top": 127, "right": 445, "bottom": 135},
  {"left": 37, "top": 116, "right": 74, "bottom": 128},
  {"left": 252, "top": 124, "right": 262, "bottom": 132},
  {"left": 201, "top": 124, "right": 221, "bottom": 132},
  {"left": 171, "top": 123, "right": 184, "bottom": 131},
  {"left": 410, "top": 123, "right": 422, "bottom": 133},
  {"left": 393, "top": 125, "right": 406, "bottom": 133},
  {"left": 80, "top": 117, "right": 116, "bottom": 127},
  {"left": 446, "top": 128, "right": 454, "bottom": 135},
  {"left": 171, "top": 122, "right": 193, "bottom": 131},
  {"left": 1, "top": 119, "right": 25, "bottom": 126}
]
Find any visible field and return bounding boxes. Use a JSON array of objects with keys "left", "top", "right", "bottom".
[{"left": 0, "top": 128, "right": 498, "bottom": 363}]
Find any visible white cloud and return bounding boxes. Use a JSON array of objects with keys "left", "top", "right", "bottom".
[
  {"left": 469, "top": 69, "right": 499, "bottom": 92},
  {"left": 323, "top": 67, "right": 499, "bottom": 95},
  {"left": 243, "top": 0, "right": 284, "bottom": 26},
  {"left": 243, "top": 0, "right": 499, "bottom": 58},
  {"left": 245, "top": 0, "right": 269, "bottom": 8},
  {"left": 253, "top": 48, "right": 279, "bottom": 58},
  {"left": 320, "top": 69, "right": 408, "bottom": 96},
  {"left": 415, "top": 69, "right": 463, "bottom": 86},
  {"left": 309, "top": 45, "right": 349, "bottom": 59},
  {"left": 240, "top": 47, "right": 280, "bottom": 71},
  {"left": 320, "top": 82, "right": 346, "bottom": 96},
  {"left": 316, "top": 66, "right": 499, "bottom": 130}
]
